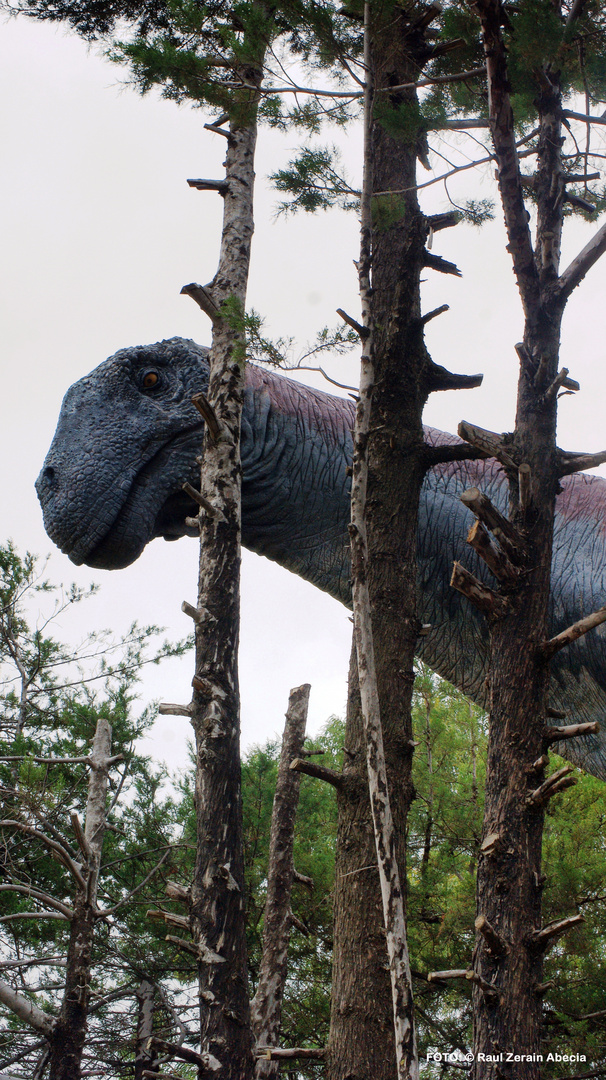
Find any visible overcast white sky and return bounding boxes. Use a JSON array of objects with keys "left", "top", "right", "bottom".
[{"left": 2, "top": 17, "right": 606, "bottom": 773}]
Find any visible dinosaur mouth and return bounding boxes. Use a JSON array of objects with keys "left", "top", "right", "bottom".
[
  {"left": 80, "top": 426, "right": 204, "bottom": 569},
  {"left": 152, "top": 489, "right": 200, "bottom": 540}
]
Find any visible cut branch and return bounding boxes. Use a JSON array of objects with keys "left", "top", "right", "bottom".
[
  {"left": 558, "top": 450, "right": 606, "bottom": 476},
  {"left": 289, "top": 757, "right": 344, "bottom": 789},
  {"left": 527, "top": 765, "right": 576, "bottom": 807},
  {"left": 426, "top": 212, "right": 460, "bottom": 231},
  {"left": 450, "top": 562, "right": 510, "bottom": 619},
  {"left": 158, "top": 703, "right": 193, "bottom": 717},
  {"left": 253, "top": 1048, "right": 326, "bottom": 1060},
  {"left": 423, "top": 443, "right": 488, "bottom": 466},
  {"left": 182, "top": 481, "right": 225, "bottom": 520},
  {"left": 423, "top": 251, "right": 462, "bottom": 277},
  {"left": 165, "top": 881, "right": 191, "bottom": 904},
  {"left": 186, "top": 177, "right": 229, "bottom": 193},
  {"left": 466, "top": 520, "right": 520, "bottom": 584},
  {"left": 539, "top": 606, "right": 606, "bottom": 660},
  {"left": 458, "top": 422, "right": 518, "bottom": 471},
  {"left": 459, "top": 485, "right": 525, "bottom": 559},
  {"left": 336, "top": 307, "right": 368, "bottom": 339},
  {"left": 190, "top": 393, "right": 223, "bottom": 443},
  {"left": 180, "top": 281, "right": 220, "bottom": 322},
  {"left": 475, "top": 915, "right": 507, "bottom": 956},
  {"left": 426, "top": 362, "right": 483, "bottom": 392},
  {"left": 545, "top": 721, "right": 600, "bottom": 744},
  {"left": 528, "top": 914, "right": 585, "bottom": 952}
]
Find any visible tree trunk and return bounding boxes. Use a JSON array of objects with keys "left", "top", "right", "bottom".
[
  {"left": 251, "top": 684, "right": 310, "bottom": 1076},
  {"left": 328, "top": 644, "right": 395, "bottom": 1078},
  {"left": 187, "top": 74, "right": 262, "bottom": 1080},
  {"left": 454, "top": 4, "right": 593, "bottom": 1074},
  {"left": 134, "top": 979, "right": 157, "bottom": 1080},
  {"left": 48, "top": 718, "right": 112, "bottom": 1080},
  {"left": 328, "top": 5, "right": 451, "bottom": 1077}
]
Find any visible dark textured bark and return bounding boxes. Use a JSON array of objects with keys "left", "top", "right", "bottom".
[
  {"left": 328, "top": 6, "right": 452, "bottom": 1077},
  {"left": 48, "top": 718, "right": 112, "bottom": 1080},
  {"left": 188, "top": 70, "right": 262, "bottom": 1080},
  {"left": 465, "top": 3, "right": 593, "bottom": 1075},
  {"left": 251, "top": 684, "right": 310, "bottom": 1077},
  {"left": 328, "top": 644, "right": 394, "bottom": 1079}
]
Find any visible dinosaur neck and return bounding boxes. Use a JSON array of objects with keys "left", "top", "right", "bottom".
[{"left": 241, "top": 366, "right": 355, "bottom": 604}]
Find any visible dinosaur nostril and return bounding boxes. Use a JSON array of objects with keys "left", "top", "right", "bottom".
[{"left": 43, "top": 466, "right": 56, "bottom": 484}]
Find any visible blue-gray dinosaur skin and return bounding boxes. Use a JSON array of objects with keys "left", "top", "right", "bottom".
[{"left": 37, "top": 338, "right": 606, "bottom": 778}]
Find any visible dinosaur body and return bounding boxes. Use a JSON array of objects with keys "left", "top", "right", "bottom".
[{"left": 36, "top": 338, "right": 606, "bottom": 778}]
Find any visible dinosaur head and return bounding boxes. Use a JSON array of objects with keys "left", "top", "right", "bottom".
[{"left": 36, "top": 338, "right": 209, "bottom": 569}]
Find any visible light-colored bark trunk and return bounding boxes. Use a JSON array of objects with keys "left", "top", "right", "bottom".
[
  {"left": 134, "top": 978, "right": 157, "bottom": 1080},
  {"left": 251, "top": 683, "right": 310, "bottom": 1076},
  {"left": 186, "top": 72, "right": 262, "bottom": 1080}
]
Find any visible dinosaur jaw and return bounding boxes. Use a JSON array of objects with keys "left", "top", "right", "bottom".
[
  {"left": 38, "top": 427, "right": 203, "bottom": 570},
  {"left": 84, "top": 487, "right": 200, "bottom": 569}
]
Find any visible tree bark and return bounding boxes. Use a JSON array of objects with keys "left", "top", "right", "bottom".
[
  {"left": 48, "top": 717, "right": 112, "bottom": 1080},
  {"left": 134, "top": 979, "right": 158, "bottom": 1080},
  {"left": 328, "top": 5, "right": 468, "bottom": 1076},
  {"left": 328, "top": 644, "right": 395, "bottom": 1079},
  {"left": 461, "top": 4, "right": 594, "bottom": 1075},
  {"left": 251, "top": 684, "right": 310, "bottom": 1077},
  {"left": 187, "top": 71, "right": 262, "bottom": 1080}
]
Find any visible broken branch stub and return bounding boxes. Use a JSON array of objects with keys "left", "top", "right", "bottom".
[
  {"left": 458, "top": 421, "right": 518, "bottom": 472},
  {"left": 251, "top": 684, "right": 310, "bottom": 1077},
  {"left": 450, "top": 562, "right": 510, "bottom": 619},
  {"left": 466, "top": 519, "right": 520, "bottom": 584},
  {"left": 459, "top": 485, "right": 524, "bottom": 560}
]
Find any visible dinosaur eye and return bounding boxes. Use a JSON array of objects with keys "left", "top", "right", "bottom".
[{"left": 142, "top": 371, "right": 160, "bottom": 389}]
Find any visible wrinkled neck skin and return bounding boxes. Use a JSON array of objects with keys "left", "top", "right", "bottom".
[
  {"left": 37, "top": 341, "right": 606, "bottom": 779},
  {"left": 241, "top": 365, "right": 355, "bottom": 604}
]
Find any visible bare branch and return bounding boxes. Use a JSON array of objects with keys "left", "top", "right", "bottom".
[
  {"left": 148, "top": 1038, "right": 220, "bottom": 1070},
  {"left": 191, "top": 392, "right": 223, "bottom": 443},
  {"left": 545, "top": 721, "right": 600, "bottom": 744},
  {"left": 539, "top": 606, "right": 606, "bottom": 660},
  {"left": 558, "top": 450, "right": 606, "bottom": 476},
  {"left": 0, "top": 821, "right": 85, "bottom": 889},
  {"left": 450, "top": 562, "right": 510, "bottom": 619},
  {"left": 289, "top": 757, "right": 344, "bottom": 789},
  {"left": 527, "top": 765, "right": 577, "bottom": 807},
  {"left": 180, "top": 281, "right": 221, "bottom": 322},
  {"left": 458, "top": 422, "right": 517, "bottom": 471},
  {"left": 528, "top": 914, "right": 584, "bottom": 952},
  {"left": 563, "top": 110, "right": 606, "bottom": 126},
  {"left": 100, "top": 849, "right": 171, "bottom": 916},
  {"left": 475, "top": 915, "right": 507, "bottom": 956},
  {"left": 426, "top": 362, "right": 483, "bottom": 392},
  {"left": 466, "top": 520, "right": 520, "bottom": 584},
  {"left": 254, "top": 1048, "right": 326, "bottom": 1060},
  {"left": 556, "top": 221, "right": 606, "bottom": 301},
  {"left": 0, "top": 883, "right": 73, "bottom": 919},
  {"left": 0, "top": 978, "right": 55, "bottom": 1036},
  {"left": 70, "top": 812, "right": 91, "bottom": 862}
]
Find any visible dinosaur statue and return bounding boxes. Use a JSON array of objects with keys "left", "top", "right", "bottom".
[{"left": 36, "top": 337, "right": 606, "bottom": 779}]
